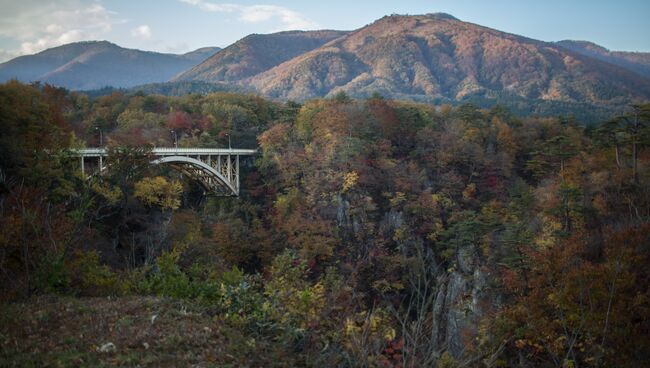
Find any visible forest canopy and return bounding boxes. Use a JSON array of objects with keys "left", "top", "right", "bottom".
[{"left": 0, "top": 80, "right": 649, "bottom": 367}]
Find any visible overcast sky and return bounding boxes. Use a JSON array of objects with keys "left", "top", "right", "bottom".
[{"left": 1, "top": 0, "right": 649, "bottom": 62}]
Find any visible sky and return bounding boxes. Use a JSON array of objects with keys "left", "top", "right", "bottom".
[{"left": 1, "top": 0, "right": 649, "bottom": 62}]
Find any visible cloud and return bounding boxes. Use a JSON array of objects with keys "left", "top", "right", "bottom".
[
  {"left": 0, "top": 48, "right": 20, "bottom": 62},
  {"left": 179, "top": 0, "right": 318, "bottom": 30},
  {"left": 131, "top": 25, "right": 152, "bottom": 40},
  {"left": 0, "top": 1, "right": 124, "bottom": 60},
  {"left": 241, "top": 5, "right": 316, "bottom": 29}
]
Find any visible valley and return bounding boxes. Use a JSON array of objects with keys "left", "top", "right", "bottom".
[{"left": 1, "top": 8, "right": 649, "bottom": 368}]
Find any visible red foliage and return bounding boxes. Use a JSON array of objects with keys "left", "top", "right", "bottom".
[
  {"left": 195, "top": 115, "right": 212, "bottom": 132},
  {"left": 492, "top": 225, "right": 650, "bottom": 367},
  {"left": 109, "top": 127, "right": 148, "bottom": 146},
  {"left": 165, "top": 111, "right": 193, "bottom": 131},
  {"left": 368, "top": 99, "right": 400, "bottom": 141},
  {"left": 378, "top": 338, "right": 405, "bottom": 368}
]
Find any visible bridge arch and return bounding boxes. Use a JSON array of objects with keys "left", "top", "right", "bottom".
[{"left": 152, "top": 156, "right": 237, "bottom": 196}]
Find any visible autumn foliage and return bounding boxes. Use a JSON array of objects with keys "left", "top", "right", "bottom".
[{"left": 0, "top": 81, "right": 649, "bottom": 366}]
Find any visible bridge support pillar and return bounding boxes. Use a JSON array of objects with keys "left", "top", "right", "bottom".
[
  {"left": 236, "top": 155, "right": 239, "bottom": 194},
  {"left": 227, "top": 154, "right": 232, "bottom": 183}
]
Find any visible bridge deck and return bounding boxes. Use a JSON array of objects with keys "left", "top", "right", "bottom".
[{"left": 75, "top": 148, "right": 257, "bottom": 157}]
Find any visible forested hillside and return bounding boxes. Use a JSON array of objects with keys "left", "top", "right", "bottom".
[
  {"left": 0, "top": 41, "right": 220, "bottom": 90},
  {"left": 174, "top": 30, "right": 349, "bottom": 83},
  {"left": 557, "top": 40, "right": 650, "bottom": 78},
  {"left": 1, "top": 81, "right": 649, "bottom": 367},
  {"left": 174, "top": 13, "right": 650, "bottom": 118},
  {"left": 3, "top": 14, "right": 650, "bottom": 123},
  {"left": 245, "top": 14, "right": 650, "bottom": 106}
]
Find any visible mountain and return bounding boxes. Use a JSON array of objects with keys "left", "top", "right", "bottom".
[
  {"left": 0, "top": 41, "right": 220, "bottom": 90},
  {"left": 241, "top": 14, "right": 650, "bottom": 106},
  {"left": 178, "top": 47, "right": 222, "bottom": 62},
  {"left": 556, "top": 40, "right": 650, "bottom": 78},
  {"left": 2, "top": 15, "right": 649, "bottom": 116},
  {"left": 173, "top": 30, "right": 349, "bottom": 83}
]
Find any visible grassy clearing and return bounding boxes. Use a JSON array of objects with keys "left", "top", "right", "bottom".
[{"left": 0, "top": 296, "right": 261, "bottom": 367}]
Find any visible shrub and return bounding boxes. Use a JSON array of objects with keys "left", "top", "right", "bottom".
[{"left": 67, "top": 250, "right": 124, "bottom": 296}]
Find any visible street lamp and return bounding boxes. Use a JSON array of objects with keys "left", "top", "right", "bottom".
[
  {"left": 170, "top": 130, "right": 178, "bottom": 149},
  {"left": 225, "top": 133, "right": 231, "bottom": 149},
  {"left": 95, "top": 127, "right": 103, "bottom": 146}
]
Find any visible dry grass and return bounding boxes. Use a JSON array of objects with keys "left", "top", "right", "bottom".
[{"left": 0, "top": 296, "right": 257, "bottom": 367}]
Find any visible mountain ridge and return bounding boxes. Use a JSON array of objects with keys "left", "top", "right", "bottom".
[
  {"left": 241, "top": 14, "right": 650, "bottom": 105},
  {"left": 0, "top": 41, "right": 220, "bottom": 90},
  {"left": 1, "top": 14, "right": 649, "bottom": 116},
  {"left": 556, "top": 40, "right": 650, "bottom": 78},
  {"left": 173, "top": 30, "right": 349, "bottom": 83}
]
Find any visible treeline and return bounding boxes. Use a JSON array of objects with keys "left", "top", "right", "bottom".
[{"left": 0, "top": 80, "right": 649, "bottom": 367}]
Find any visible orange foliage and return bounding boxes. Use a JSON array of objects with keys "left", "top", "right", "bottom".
[{"left": 491, "top": 225, "right": 650, "bottom": 367}]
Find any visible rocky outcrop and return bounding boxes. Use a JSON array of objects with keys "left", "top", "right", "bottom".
[
  {"left": 432, "top": 264, "right": 488, "bottom": 357},
  {"left": 336, "top": 191, "right": 493, "bottom": 359}
]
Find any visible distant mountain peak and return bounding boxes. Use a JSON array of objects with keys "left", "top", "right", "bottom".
[
  {"left": 374, "top": 12, "right": 460, "bottom": 26},
  {"left": 427, "top": 12, "right": 459, "bottom": 20},
  {"left": 2, "top": 13, "right": 649, "bottom": 109},
  {"left": 0, "top": 41, "right": 220, "bottom": 90},
  {"left": 173, "top": 29, "right": 349, "bottom": 83},
  {"left": 557, "top": 40, "right": 610, "bottom": 53},
  {"left": 241, "top": 14, "right": 650, "bottom": 105},
  {"left": 556, "top": 39, "right": 650, "bottom": 79}
]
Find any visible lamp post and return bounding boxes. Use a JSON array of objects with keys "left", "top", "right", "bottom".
[
  {"left": 225, "top": 133, "right": 231, "bottom": 150},
  {"left": 95, "top": 127, "right": 103, "bottom": 172},
  {"left": 95, "top": 127, "right": 103, "bottom": 146},
  {"left": 170, "top": 130, "right": 178, "bottom": 149}
]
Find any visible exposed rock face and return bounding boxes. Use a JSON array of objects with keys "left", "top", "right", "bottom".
[{"left": 433, "top": 244, "right": 490, "bottom": 357}]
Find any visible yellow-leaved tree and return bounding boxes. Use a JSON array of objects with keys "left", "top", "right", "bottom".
[{"left": 134, "top": 176, "right": 183, "bottom": 210}]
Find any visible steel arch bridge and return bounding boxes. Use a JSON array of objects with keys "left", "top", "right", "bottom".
[{"left": 75, "top": 148, "right": 257, "bottom": 196}]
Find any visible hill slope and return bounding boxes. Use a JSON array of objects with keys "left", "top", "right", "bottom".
[
  {"left": 173, "top": 30, "right": 349, "bottom": 83},
  {"left": 556, "top": 40, "right": 650, "bottom": 79},
  {"left": 0, "top": 41, "right": 220, "bottom": 90},
  {"left": 2, "top": 15, "right": 649, "bottom": 114},
  {"left": 245, "top": 14, "right": 650, "bottom": 105}
]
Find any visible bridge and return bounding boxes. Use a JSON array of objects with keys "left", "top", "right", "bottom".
[{"left": 75, "top": 147, "right": 257, "bottom": 196}]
